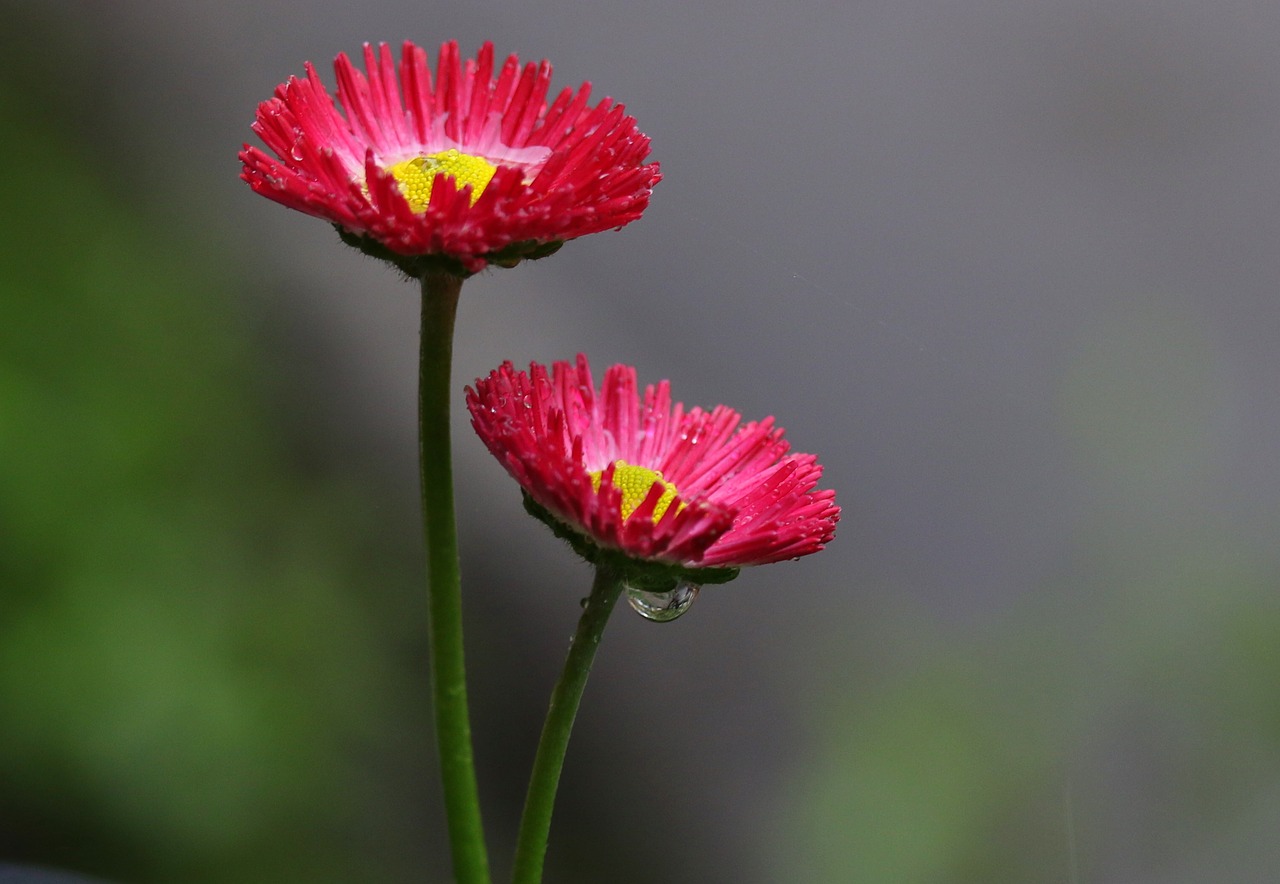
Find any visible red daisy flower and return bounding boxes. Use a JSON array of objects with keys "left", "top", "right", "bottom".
[
  {"left": 467, "top": 356, "right": 839, "bottom": 589},
  {"left": 240, "top": 41, "right": 660, "bottom": 277}
]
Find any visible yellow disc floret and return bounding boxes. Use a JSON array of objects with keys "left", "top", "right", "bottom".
[
  {"left": 388, "top": 149, "right": 498, "bottom": 211},
  {"left": 589, "top": 461, "right": 684, "bottom": 523}
]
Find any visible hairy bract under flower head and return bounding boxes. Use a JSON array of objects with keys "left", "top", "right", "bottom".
[
  {"left": 467, "top": 356, "right": 839, "bottom": 588},
  {"left": 240, "top": 41, "right": 660, "bottom": 277}
]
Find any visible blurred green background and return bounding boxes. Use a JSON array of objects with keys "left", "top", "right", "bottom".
[
  {"left": 0, "top": 55, "right": 436, "bottom": 884},
  {"left": 3, "top": 1, "right": 1280, "bottom": 882}
]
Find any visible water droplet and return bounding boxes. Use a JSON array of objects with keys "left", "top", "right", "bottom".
[{"left": 626, "top": 581, "right": 699, "bottom": 622}]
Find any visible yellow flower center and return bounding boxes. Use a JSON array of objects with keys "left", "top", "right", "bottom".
[
  {"left": 589, "top": 461, "right": 684, "bottom": 523},
  {"left": 388, "top": 149, "right": 497, "bottom": 211}
]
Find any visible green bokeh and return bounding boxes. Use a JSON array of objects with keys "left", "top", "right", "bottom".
[{"left": 0, "top": 86, "right": 433, "bottom": 883}]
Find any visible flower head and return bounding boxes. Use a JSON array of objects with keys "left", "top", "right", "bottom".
[
  {"left": 241, "top": 41, "right": 660, "bottom": 277},
  {"left": 467, "top": 356, "right": 839, "bottom": 589}
]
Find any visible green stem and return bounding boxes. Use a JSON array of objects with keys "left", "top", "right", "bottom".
[
  {"left": 511, "top": 565, "right": 627, "bottom": 884},
  {"left": 419, "top": 272, "right": 490, "bottom": 884}
]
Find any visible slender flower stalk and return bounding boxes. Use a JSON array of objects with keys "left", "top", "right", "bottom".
[
  {"left": 510, "top": 565, "right": 625, "bottom": 884},
  {"left": 418, "top": 274, "right": 489, "bottom": 883}
]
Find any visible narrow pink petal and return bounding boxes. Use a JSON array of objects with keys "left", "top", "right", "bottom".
[
  {"left": 396, "top": 42, "right": 432, "bottom": 144},
  {"left": 436, "top": 41, "right": 463, "bottom": 142},
  {"left": 462, "top": 42, "right": 495, "bottom": 144}
]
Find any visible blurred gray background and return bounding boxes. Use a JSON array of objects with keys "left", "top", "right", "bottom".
[{"left": 2, "top": 0, "right": 1279, "bottom": 881}]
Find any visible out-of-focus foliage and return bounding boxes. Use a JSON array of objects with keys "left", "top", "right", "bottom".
[
  {"left": 0, "top": 86, "right": 435, "bottom": 883},
  {"left": 774, "top": 561, "right": 1280, "bottom": 883}
]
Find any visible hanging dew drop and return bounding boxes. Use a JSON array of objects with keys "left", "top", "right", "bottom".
[{"left": 626, "top": 581, "right": 699, "bottom": 622}]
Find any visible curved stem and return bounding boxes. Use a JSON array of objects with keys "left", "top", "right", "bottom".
[
  {"left": 419, "top": 272, "right": 490, "bottom": 884},
  {"left": 511, "top": 565, "right": 626, "bottom": 884}
]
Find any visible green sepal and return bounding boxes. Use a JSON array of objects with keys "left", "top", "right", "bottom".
[
  {"left": 487, "top": 238, "right": 565, "bottom": 268},
  {"left": 334, "top": 226, "right": 564, "bottom": 279},
  {"left": 334, "top": 226, "right": 474, "bottom": 278},
  {"left": 522, "top": 493, "right": 740, "bottom": 592}
]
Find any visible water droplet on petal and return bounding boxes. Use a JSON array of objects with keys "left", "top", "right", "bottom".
[{"left": 626, "top": 581, "right": 699, "bottom": 622}]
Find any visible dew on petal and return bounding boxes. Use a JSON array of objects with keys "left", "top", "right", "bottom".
[{"left": 626, "top": 581, "right": 699, "bottom": 622}]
